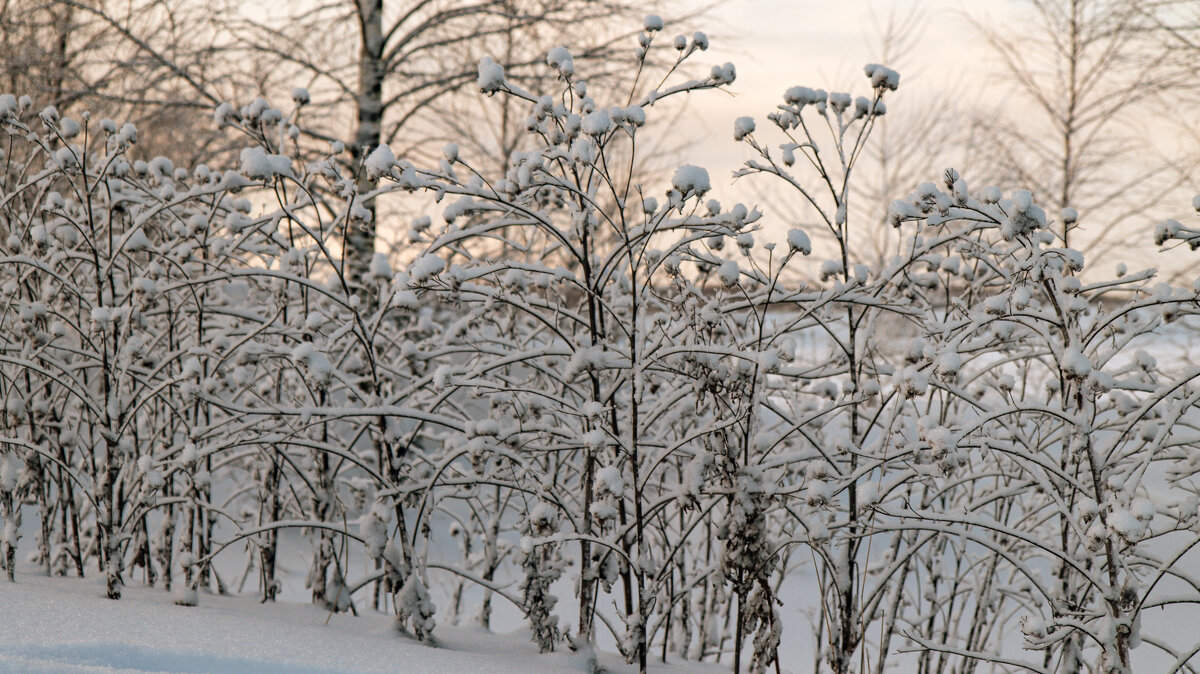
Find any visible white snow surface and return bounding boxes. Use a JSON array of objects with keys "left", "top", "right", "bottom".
[{"left": 0, "top": 572, "right": 715, "bottom": 674}]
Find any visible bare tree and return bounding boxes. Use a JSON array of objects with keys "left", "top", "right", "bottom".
[
  {"left": 0, "top": 1, "right": 85, "bottom": 109},
  {"left": 968, "top": 0, "right": 1195, "bottom": 257},
  {"left": 0, "top": 0, "right": 242, "bottom": 167}
]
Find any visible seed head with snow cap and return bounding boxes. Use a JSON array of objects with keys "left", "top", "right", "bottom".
[
  {"left": 863, "top": 63, "right": 900, "bottom": 91},
  {"left": 672, "top": 164, "right": 710, "bottom": 198}
]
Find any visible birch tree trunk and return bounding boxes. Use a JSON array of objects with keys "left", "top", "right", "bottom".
[{"left": 347, "top": 0, "right": 385, "bottom": 296}]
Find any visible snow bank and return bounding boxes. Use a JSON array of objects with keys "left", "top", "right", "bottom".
[{"left": 0, "top": 572, "right": 711, "bottom": 673}]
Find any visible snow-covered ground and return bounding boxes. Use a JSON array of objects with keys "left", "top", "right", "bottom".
[{"left": 0, "top": 570, "right": 718, "bottom": 674}]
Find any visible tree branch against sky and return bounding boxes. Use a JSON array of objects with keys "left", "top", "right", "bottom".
[{"left": 967, "top": 0, "right": 1198, "bottom": 261}]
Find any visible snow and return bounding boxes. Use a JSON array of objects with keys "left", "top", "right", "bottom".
[
  {"left": 58, "top": 117, "right": 81, "bottom": 138},
  {"left": 580, "top": 109, "right": 612, "bottom": 136},
  {"left": 709, "top": 62, "right": 736, "bottom": 85},
  {"left": 0, "top": 454, "right": 19, "bottom": 491},
  {"left": 546, "top": 46, "right": 574, "bottom": 78},
  {"left": 363, "top": 144, "right": 396, "bottom": 181},
  {"left": 0, "top": 573, "right": 675, "bottom": 674},
  {"left": 819, "top": 258, "right": 842, "bottom": 280},
  {"left": 409, "top": 254, "right": 445, "bottom": 282},
  {"left": 863, "top": 63, "right": 900, "bottom": 90},
  {"left": 1132, "top": 498, "right": 1157, "bottom": 522},
  {"left": 717, "top": 259, "right": 740, "bottom": 286},
  {"left": 1108, "top": 509, "right": 1144, "bottom": 542},
  {"left": 623, "top": 105, "right": 646, "bottom": 127},
  {"left": 671, "top": 164, "right": 710, "bottom": 197},
  {"left": 786, "top": 228, "right": 811, "bottom": 255},
  {"left": 1157, "top": 219, "right": 1182, "bottom": 245},
  {"left": 369, "top": 252, "right": 391, "bottom": 279},
  {"left": 642, "top": 15, "right": 663, "bottom": 32},
  {"left": 55, "top": 146, "right": 80, "bottom": 169},
  {"left": 596, "top": 465, "right": 624, "bottom": 495},
  {"left": 239, "top": 147, "right": 291, "bottom": 180},
  {"left": 733, "top": 116, "right": 755, "bottom": 141},
  {"left": 1061, "top": 347, "right": 1092, "bottom": 379},
  {"left": 935, "top": 351, "right": 962, "bottom": 377},
  {"left": 123, "top": 229, "right": 153, "bottom": 252},
  {"left": 478, "top": 57, "right": 506, "bottom": 94},
  {"left": 783, "top": 86, "right": 825, "bottom": 107}
]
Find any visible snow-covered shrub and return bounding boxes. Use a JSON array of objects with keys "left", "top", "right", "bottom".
[
  {"left": 732, "top": 64, "right": 909, "bottom": 674},
  {"left": 0, "top": 106, "right": 281, "bottom": 599},
  {"left": 0, "top": 91, "right": 450, "bottom": 610},
  {"left": 5, "top": 15, "right": 1200, "bottom": 674},
  {"left": 520, "top": 502, "right": 565, "bottom": 653},
  {"left": 872, "top": 177, "right": 1200, "bottom": 673},
  {"left": 361, "top": 24, "right": 831, "bottom": 672}
]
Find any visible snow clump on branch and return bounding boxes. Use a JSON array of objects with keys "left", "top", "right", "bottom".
[
  {"left": 478, "top": 57, "right": 506, "bottom": 94},
  {"left": 239, "top": 147, "right": 292, "bottom": 180},
  {"left": 364, "top": 144, "right": 397, "bottom": 181},
  {"left": 671, "top": 164, "right": 710, "bottom": 197}
]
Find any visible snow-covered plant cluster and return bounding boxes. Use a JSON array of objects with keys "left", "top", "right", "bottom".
[
  {"left": 5, "top": 17, "right": 1200, "bottom": 674},
  {"left": 0, "top": 90, "right": 454, "bottom": 616}
]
